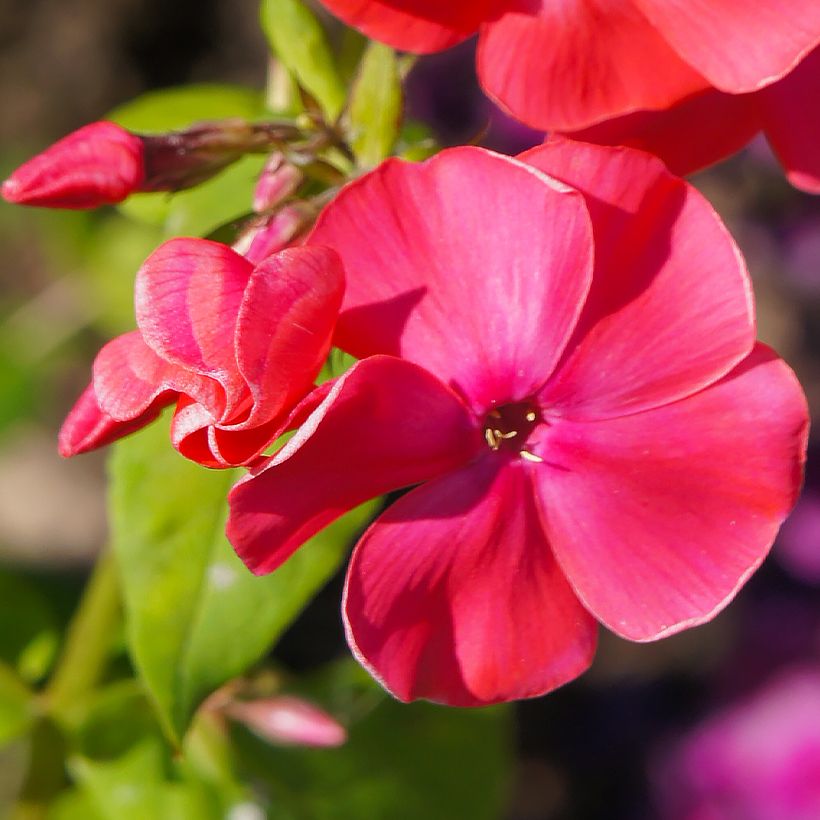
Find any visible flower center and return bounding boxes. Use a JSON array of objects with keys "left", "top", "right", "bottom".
[{"left": 482, "top": 401, "right": 543, "bottom": 462}]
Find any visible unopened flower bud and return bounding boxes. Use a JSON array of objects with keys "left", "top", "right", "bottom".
[
  {"left": 234, "top": 203, "right": 315, "bottom": 265},
  {"left": 253, "top": 152, "right": 303, "bottom": 213},
  {"left": 225, "top": 695, "right": 347, "bottom": 748},
  {"left": 2, "top": 121, "right": 144, "bottom": 209},
  {"left": 3, "top": 118, "right": 307, "bottom": 210}
]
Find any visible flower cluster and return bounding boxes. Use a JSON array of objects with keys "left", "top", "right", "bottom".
[
  {"left": 3, "top": 2, "right": 815, "bottom": 708},
  {"left": 313, "top": 0, "right": 820, "bottom": 191}
]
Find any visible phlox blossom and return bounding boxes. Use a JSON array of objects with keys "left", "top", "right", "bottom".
[
  {"left": 226, "top": 142, "right": 808, "bottom": 706},
  {"left": 314, "top": 0, "right": 820, "bottom": 131},
  {"left": 60, "top": 238, "right": 343, "bottom": 468},
  {"left": 572, "top": 46, "right": 820, "bottom": 194}
]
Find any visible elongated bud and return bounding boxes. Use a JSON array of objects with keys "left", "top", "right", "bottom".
[
  {"left": 3, "top": 118, "right": 308, "bottom": 210},
  {"left": 2, "top": 121, "right": 144, "bottom": 209},
  {"left": 225, "top": 696, "right": 347, "bottom": 748},
  {"left": 253, "top": 152, "right": 303, "bottom": 213}
]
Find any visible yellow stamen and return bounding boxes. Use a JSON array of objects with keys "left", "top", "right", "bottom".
[{"left": 519, "top": 450, "right": 543, "bottom": 463}]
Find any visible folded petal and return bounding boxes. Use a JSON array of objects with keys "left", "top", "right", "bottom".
[
  {"left": 477, "top": 0, "right": 707, "bottom": 131},
  {"left": 58, "top": 383, "right": 166, "bottom": 457},
  {"left": 532, "top": 345, "right": 808, "bottom": 642},
  {"left": 522, "top": 140, "right": 754, "bottom": 420},
  {"left": 633, "top": 0, "right": 820, "bottom": 93},
  {"left": 308, "top": 147, "right": 593, "bottom": 412},
  {"left": 344, "top": 457, "right": 597, "bottom": 706},
  {"left": 135, "top": 238, "right": 253, "bottom": 412},
  {"left": 567, "top": 88, "right": 761, "bottom": 178},
  {"left": 93, "top": 331, "right": 222, "bottom": 421},
  {"left": 759, "top": 47, "right": 820, "bottom": 194},
  {"left": 316, "top": 0, "right": 494, "bottom": 52},
  {"left": 227, "top": 355, "right": 481, "bottom": 575},
  {"left": 234, "top": 246, "right": 344, "bottom": 429}
]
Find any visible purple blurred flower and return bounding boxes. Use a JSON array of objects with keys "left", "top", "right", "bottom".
[
  {"left": 654, "top": 668, "right": 820, "bottom": 820},
  {"left": 776, "top": 489, "right": 820, "bottom": 584}
]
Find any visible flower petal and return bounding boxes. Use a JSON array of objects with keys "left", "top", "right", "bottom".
[
  {"left": 308, "top": 147, "right": 593, "bottom": 412},
  {"left": 227, "top": 355, "right": 480, "bottom": 575},
  {"left": 532, "top": 344, "right": 808, "bottom": 642},
  {"left": 135, "top": 237, "right": 253, "bottom": 413},
  {"left": 477, "top": 0, "right": 707, "bottom": 131},
  {"left": 759, "top": 47, "right": 820, "bottom": 194},
  {"left": 93, "top": 331, "right": 222, "bottom": 421},
  {"left": 343, "top": 457, "right": 598, "bottom": 706},
  {"left": 316, "top": 0, "right": 493, "bottom": 52},
  {"left": 58, "top": 383, "right": 166, "bottom": 457},
  {"left": 522, "top": 140, "right": 755, "bottom": 420},
  {"left": 567, "top": 88, "right": 761, "bottom": 178},
  {"left": 234, "top": 246, "right": 344, "bottom": 429},
  {"left": 633, "top": 0, "right": 820, "bottom": 93}
]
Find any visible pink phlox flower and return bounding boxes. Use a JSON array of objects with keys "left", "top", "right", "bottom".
[
  {"left": 571, "top": 45, "right": 820, "bottom": 194},
  {"left": 314, "top": 0, "right": 820, "bottom": 132},
  {"left": 226, "top": 143, "right": 808, "bottom": 706},
  {"left": 59, "top": 238, "right": 344, "bottom": 468}
]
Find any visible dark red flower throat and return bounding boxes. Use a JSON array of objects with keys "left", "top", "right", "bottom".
[{"left": 483, "top": 400, "right": 543, "bottom": 461}]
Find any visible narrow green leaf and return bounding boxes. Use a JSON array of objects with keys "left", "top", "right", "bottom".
[
  {"left": 260, "top": 0, "right": 346, "bottom": 120},
  {"left": 347, "top": 42, "right": 403, "bottom": 168},
  {"left": 110, "top": 420, "right": 375, "bottom": 743}
]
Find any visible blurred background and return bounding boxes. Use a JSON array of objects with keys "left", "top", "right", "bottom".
[{"left": 1, "top": 1, "right": 819, "bottom": 818}]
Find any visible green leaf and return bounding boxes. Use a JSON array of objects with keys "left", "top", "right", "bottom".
[
  {"left": 107, "top": 84, "right": 266, "bottom": 228},
  {"left": 234, "top": 660, "right": 512, "bottom": 819},
  {"left": 162, "top": 155, "right": 266, "bottom": 238},
  {"left": 260, "top": 0, "right": 346, "bottom": 120},
  {"left": 347, "top": 42, "right": 403, "bottom": 168},
  {"left": 108, "top": 84, "right": 266, "bottom": 133},
  {"left": 0, "top": 663, "right": 34, "bottom": 747},
  {"left": 69, "top": 739, "right": 221, "bottom": 820},
  {"left": 110, "top": 419, "right": 375, "bottom": 743},
  {"left": 0, "top": 569, "right": 59, "bottom": 684}
]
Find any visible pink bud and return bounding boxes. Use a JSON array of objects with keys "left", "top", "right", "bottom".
[
  {"left": 226, "top": 696, "right": 347, "bottom": 748},
  {"left": 235, "top": 204, "right": 312, "bottom": 265},
  {"left": 2, "top": 122, "right": 145, "bottom": 209},
  {"left": 253, "top": 153, "right": 303, "bottom": 213}
]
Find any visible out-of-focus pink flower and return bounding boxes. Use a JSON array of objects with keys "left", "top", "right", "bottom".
[
  {"left": 2, "top": 122, "right": 145, "bottom": 209},
  {"left": 59, "top": 238, "right": 344, "bottom": 468},
  {"left": 775, "top": 489, "right": 820, "bottom": 585},
  {"left": 227, "top": 143, "right": 808, "bottom": 706},
  {"left": 315, "top": 0, "right": 820, "bottom": 132},
  {"left": 225, "top": 695, "right": 347, "bottom": 748},
  {"left": 571, "top": 46, "right": 820, "bottom": 194},
  {"left": 655, "top": 668, "right": 820, "bottom": 820}
]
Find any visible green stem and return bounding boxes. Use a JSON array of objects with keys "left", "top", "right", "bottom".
[
  {"left": 45, "top": 547, "right": 121, "bottom": 719},
  {"left": 12, "top": 550, "right": 121, "bottom": 818}
]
